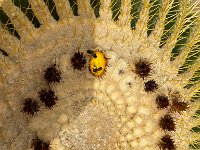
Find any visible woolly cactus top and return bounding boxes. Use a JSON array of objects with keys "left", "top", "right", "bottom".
[{"left": 0, "top": 0, "right": 199, "bottom": 150}]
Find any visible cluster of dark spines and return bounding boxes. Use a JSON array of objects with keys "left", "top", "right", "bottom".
[
  {"left": 156, "top": 95, "right": 170, "bottom": 109},
  {"left": 155, "top": 92, "right": 189, "bottom": 149},
  {"left": 134, "top": 59, "right": 176, "bottom": 149},
  {"left": 21, "top": 64, "right": 61, "bottom": 115},
  {"left": 159, "top": 114, "right": 176, "bottom": 131},
  {"left": 32, "top": 137, "right": 50, "bottom": 150},
  {"left": 170, "top": 92, "right": 189, "bottom": 113},
  {"left": 71, "top": 51, "right": 87, "bottom": 70},
  {"left": 135, "top": 60, "right": 151, "bottom": 78},
  {"left": 40, "top": 64, "right": 61, "bottom": 108},
  {"left": 44, "top": 64, "right": 62, "bottom": 83},
  {"left": 39, "top": 89, "right": 58, "bottom": 108},
  {"left": 169, "top": 92, "right": 189, "bottom": 113},
  {"left": 144, "top": 80, "right": 158, "bottom": 92},
  {"left": 22, "top": 98, "right": 40, "bottom": 115},
  {"left": 134, "top": 60, "right": 159, "bottom": 93},
  {"left": 24, "top": 64, "right": 60, "bottom": 148},
  {"left": 158, "top": 135, "right": 176, "bottom": 150},
  {"left": 171, "top": 99, "right": 188, "bottom": 113},
  {"left": 134, "top": 59, "right": 178, "bottom": 149}
]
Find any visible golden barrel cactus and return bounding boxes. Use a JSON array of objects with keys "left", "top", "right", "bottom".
[{"left": 0, "top": 0, "right": 199, "bottom": 150}]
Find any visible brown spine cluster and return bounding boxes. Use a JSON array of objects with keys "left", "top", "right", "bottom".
[
  {"left": 39, "top": 89, "right": 58, "bottom": 108},
  {"left": 71, "top": 51, "right": 87, "bottom": 70},
  {"left": 22, "top": 98, "right": 40, "bottom": 115},
  {"left": 156, "top": 92, "right": 188, "bottom": 149},
  {"left": 32, "top": 137, "right": 50, "bottom": 150},
  {"left": 135, "top": 59, "right": 151, "bottom": 78},
  {"left": 44, "top": 64, "right": 61, "bottom": 83}
]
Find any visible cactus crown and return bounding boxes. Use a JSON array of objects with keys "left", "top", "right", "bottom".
[{"left": 0, "top": 0, "right": 199, "bottom": 150}]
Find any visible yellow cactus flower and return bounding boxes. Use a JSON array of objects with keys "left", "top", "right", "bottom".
[{"left": 88, "top": 49, "right": 107, "bottom": 77}]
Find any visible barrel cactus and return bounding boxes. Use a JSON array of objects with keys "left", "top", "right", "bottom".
[{"left": 0, "top": 0, "right": 199, "bottom": 150}]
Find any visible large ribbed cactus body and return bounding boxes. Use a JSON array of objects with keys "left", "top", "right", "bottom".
[{"left": 0, "top": 0, "right": 199, "bottom": 150}]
